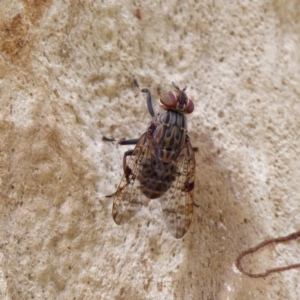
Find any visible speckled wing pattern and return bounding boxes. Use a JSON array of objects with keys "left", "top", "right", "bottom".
[
  {"left": 159, "top": 141, "right": 195, "bottom": 239},
  {"left": 112, "top": 132, "right": 150, "bottom": 225}
]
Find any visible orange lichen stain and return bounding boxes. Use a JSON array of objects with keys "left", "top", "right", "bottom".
[
  {"left": 135, "top": 8, "right": 142, "bottom": 20},
  {"left": 143, "top": 278, "right": 151, "bottom": 291},
  {"left": 0, "top": 14, "right": 30, "bottom": 64},
  {"left": 21, "top": 0, "right": 53, "bottom": 25},
  {"left": 53, "top": 89, "right": 60, "bottom": 98},
  {"left": 157, "top": 282, "right": 163, "bottom": 291},
  {"left": 0, "top": 0, "right": 53, "bottom": 65}
]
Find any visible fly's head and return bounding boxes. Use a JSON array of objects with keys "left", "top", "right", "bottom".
[{"left": 159, "top": 81, "right": 194, "bottom": 114}]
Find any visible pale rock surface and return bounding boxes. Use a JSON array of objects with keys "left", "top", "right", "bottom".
[{"left": 0, "top": 0, "right": 300, "bottom": 299}]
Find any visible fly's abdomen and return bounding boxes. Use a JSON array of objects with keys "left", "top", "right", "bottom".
[{"left": 138, "top": 160, "right": 176, "bottom": 199}]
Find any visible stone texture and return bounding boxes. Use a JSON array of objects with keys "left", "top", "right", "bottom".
[{"left": 0, "top": 0, "right": 300, "bottom": 299}]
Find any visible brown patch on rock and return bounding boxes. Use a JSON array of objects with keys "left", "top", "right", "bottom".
[
  {"left": 21, "top": 0, "right": 53, "bottom": 25},
  {"left": 0, "top": 14, "right": 30, "bottom": 64}
]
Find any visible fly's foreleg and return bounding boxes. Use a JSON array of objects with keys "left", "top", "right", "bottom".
[{"left": 134, "top": 79, "right": 155, "bottom": 117}]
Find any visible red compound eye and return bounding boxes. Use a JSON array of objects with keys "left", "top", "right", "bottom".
[
  {"left": 185, "top": 99, "right": 194, "bottom": 114},
  {"left": 160, "top": 92, "right": 177, "bottom": 108}
]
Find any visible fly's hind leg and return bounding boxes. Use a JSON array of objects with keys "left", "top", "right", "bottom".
[
  {"left": 118, "top": 139, "right": 139, "bottom": 176},
  {"left": 105, "top": 148, "right": 136, "bottom": 198},
  {"left": 104, "top": 137, "right": 140, "bottom": 180},
  {"left": 122, "top": 149, "right": 135, "bottom": 182}
]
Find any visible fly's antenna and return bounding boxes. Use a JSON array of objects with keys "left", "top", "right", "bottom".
[
  {"left": 172, "top": 80, "right": 189, "bottom": 92},
  {"left": 172, "top": 76, "right": 180, "bottom": 90},
  {"left": 172, "top": 81, "right": 179, "bottom": 90}
]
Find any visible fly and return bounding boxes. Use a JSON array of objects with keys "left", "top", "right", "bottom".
[{"left": 107, "top": 80, "right": 196, "bottom": 238}]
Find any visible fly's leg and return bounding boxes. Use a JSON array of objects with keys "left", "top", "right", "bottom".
[
  {"left": 185, "top": 134, "right": 198, "bottom": 153},
  {"left": 103, "top": 137, "right": 140, "bottom": 146},
  {"left": 184, "top": 134, "right": 198, "bottom": 207},
  {"left": 141, "top": 88, "right": 155, "bottom": 117},
  {"left": 134, "top": 79, "right": 155, "bottom": 117},
  {"left": 119, "top": 138, "right": 139, "bottom": 145},
  {"left": 105, "top": 148, "right": 136, "bottom": 198},
  {"left": 123, "top": 149, "right": 134, "bottom": 181},
  {"left": 119, "top": 138, "right": 141, "bottom": 182},
  {"left": 119, "top": 139, "right": 139, "bottom": 178},
  {"left": 104, "top": 137, "right": 140, "bottom": 181},
  {"left": 102, "top": 136, "right": 115, "bottom": 142}
]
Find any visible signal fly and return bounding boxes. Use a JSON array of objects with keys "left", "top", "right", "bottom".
[{"left": 107, "top": 80, "right": 196, "bottom": 238}]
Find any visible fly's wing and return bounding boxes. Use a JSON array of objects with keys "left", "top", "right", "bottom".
[
  {"left": 112, "top": 132, "right": 151, "bottom": 225},
  {"left": 159, "top": 141, "right": 195, "bottom": 238}
]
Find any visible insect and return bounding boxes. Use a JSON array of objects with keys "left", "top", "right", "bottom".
[{"left": 108, "top": 80, "right": 196, "bottom": 238}]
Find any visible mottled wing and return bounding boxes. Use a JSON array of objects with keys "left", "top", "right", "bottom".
[
  {"left": 112, "top": 132, "right": 151, "bottom": 225},
  {"left": 159, "top": 141, "right": 195, "bottom": 238}
]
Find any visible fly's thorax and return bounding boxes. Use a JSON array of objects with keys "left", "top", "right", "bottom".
[{"left": 152, "top": 110, "right": 187, "bottom": 163}]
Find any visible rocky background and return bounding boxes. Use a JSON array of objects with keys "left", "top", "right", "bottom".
[{"left": 0, "top": 0, "right": 300, "bottom": 299}]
